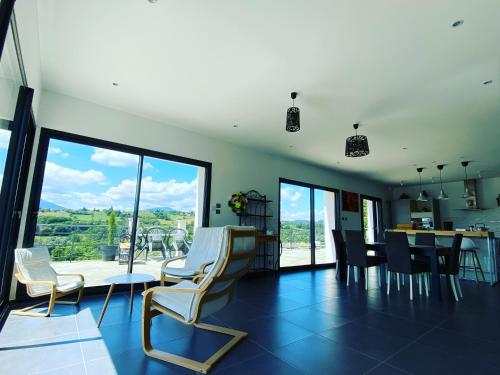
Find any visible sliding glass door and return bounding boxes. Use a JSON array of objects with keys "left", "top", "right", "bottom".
[
  {"left": 279, "top": 179, "right": 339, "bottom": 269},
  {"left": 26, "top": 130, "right": 210, "bottom": 287}
]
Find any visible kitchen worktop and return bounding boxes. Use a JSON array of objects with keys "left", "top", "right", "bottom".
[{"left": 388, "top": 229, "right": 495, "bottom": 238}]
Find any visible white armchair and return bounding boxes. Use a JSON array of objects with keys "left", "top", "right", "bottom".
[
  {"left": 142, "top": 226, "right": 256, "bottom": 374},
  {"left": 14, "top": 247, "right": 84, "bottom": 317},
  {"left": 160, "top": 227, "right": 223, "bottom": 285}
]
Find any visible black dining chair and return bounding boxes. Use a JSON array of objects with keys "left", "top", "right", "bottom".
[
  {"left": 415, "top": 232, "right": 435, "bottom": 246},
  {"left": 439, "top": 233, "right": 463, "bottom": 301},
  {"left": 385, "top": 232, "right": 430, "bottom": 300},
  {"left": 332, "top": 230, "right": 345, "bottom": 280},
  {"left": 345, "top": 230, "right": 385, "bottom": 290}
]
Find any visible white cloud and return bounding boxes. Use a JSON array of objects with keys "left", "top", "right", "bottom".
[
  {"left": 0, "top": 130, "right": 10, "bottom": 149},
  {"left": 281, "top": 210, "right": 310, "bottom": 221},
  {"left": 291, "top": 203, "right": 298, "bottom": 208},
  {"left": 281, "top": 187, "right": 301, "bottom": 202},
  {"left": 62, "top": 152, "right": 69, "bottom": 158},
  {"left": 91, "top": 148, "right": 139, "bottom": 167},
  {"left": 43, "top": 162, "right": 107, "bottom": 191},
  {"left": 48, "top": 147, "right": 62, "bottom": 154}
]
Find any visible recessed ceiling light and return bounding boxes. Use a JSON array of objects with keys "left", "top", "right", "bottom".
[
  {"left": 483, "top": 80, "right": 493, "bottom": 85},
  {"left": 432, "top": 161, "right": 438, "bottom": 164},
  {"left": 402, "top": 147, "right": 407, "bottom": 150},
  {"left": 233, "top": 124, "right": 238, "bottom": 128},
  {"left": 112, "top": 82, "right": 119, "bottom": 86},
  {"left": 452, "top": 20, "right": 464, "bottom": 28},
  {"left": 148, "top": 0, "right": 158, "bottom": 3}
]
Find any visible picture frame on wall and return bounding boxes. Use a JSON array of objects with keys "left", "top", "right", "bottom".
[{"left": 342, "top": 190, "right": 359, "bottom": 212}]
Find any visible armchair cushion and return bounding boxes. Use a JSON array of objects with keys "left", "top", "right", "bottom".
[
  {"left": 15, "top": 247, "right": 58, "bottom": 295},
  {"left": 162, "top": 267, "right": 198, "bottom": 278},
  {"left": 151, "top": 280, "right": 199, "bottom": 320}
]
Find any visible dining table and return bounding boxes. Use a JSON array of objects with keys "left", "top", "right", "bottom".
[{"left": 365, "top": 241, "right": 451, "bottom": 301}]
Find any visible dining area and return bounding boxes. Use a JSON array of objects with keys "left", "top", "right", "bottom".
[{"left": 333, "top": 229, "right": 494, "bottom": 302}]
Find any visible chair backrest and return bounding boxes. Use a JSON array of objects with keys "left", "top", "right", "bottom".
[
  {"left": 461, "top": 237, "right": 477, "bottom": 250},
  {"left": 345, "top": 230, "right": 367, "bottom": 267},
  {"left": 331, "top": 229, "right": 344, "bottom": 264},
  {"left": 385, "top": 232, "right": 412, "bottom": 274},
  {"left": 15, "top": 247, "right": 57, "bottom": 296},
  {"left": 415, "top": 232, "right": 435, "bottom": 247},
  {"left": 447, "top": 234, "right": 463, "bottom": 275},
  {"left": 184, "top": 227, "right": 226, "bottom": 270},
  {"left": 147, "top": 227, "right": 167, "bottom": 242},
  {"left": 192, "top": 226, "right": 256, "bottom": 321}
]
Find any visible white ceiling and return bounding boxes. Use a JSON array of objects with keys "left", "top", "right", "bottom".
[{"left": 34, "top": 0, "right": 500, "bottom": 186}]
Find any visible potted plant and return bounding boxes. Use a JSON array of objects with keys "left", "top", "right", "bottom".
[{"left": 101, "top": 210, "right": 118, "bottom": 261}]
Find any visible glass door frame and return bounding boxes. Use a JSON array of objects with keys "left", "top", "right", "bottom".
[
  {"left": 278, "top": 177, "right": 340, "bottom": 270},
  {"left": 360, "top": 194, "right": 383, "bottom": 242},
  {"left": 23, "top": 128, "right": 212, "bottom": 292}
]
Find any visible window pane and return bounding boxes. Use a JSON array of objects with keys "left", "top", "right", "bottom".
[
  {"left": 135, "top": 157, "right": 202, "bottom": 279},
  {"left": 33, "top": 140, "right": 139, "bottom": 286},
  {"left": 314, "top": 189, "right": 336, "bottom": 265},
  {"left": 280, "top": 183, "right": 311, "bottom": 267}
]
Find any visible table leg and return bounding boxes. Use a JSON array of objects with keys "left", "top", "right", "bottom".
[
  {"left": 429, "top": 252, "right": 441, "bottom": 301},
  {"left": 130, "top": 283, "right": 134, "bottom": 313},
  {"left": 144, "top": 282, "right": 148, "bottom": 291},
  {"left": 97, "top": 283, "right": 115, "bottom": 328}
]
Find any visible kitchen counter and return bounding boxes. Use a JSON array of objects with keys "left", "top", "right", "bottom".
[
  {"left": 389, "top": 229, "right": 494, "bottom": 238},
  {"left": 387, "top": 229, "right": 498, "bottom": 285}
]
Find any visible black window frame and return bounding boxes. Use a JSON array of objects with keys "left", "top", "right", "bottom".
[
  {"left": 278, "top": 177, "right": 341, "bottom": 270},
  {"left": 360, "top": 194, "right": 384, "bottom": 242}
]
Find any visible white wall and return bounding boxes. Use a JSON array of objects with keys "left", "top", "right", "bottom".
[{"left": 30, "top": 90, "right": 391, "bottom": 269}]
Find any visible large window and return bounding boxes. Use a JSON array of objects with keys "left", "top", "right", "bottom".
[
  {"left": 279, "top": 179, "right": 339, "bottom": 268},
  {"left": 361, "top": 195, "right": 383, "bottom": 243},
  {"left": 28, "top": 131, "right": 210, "bottom": 287}
]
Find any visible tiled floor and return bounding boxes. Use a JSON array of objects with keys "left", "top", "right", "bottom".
[{"left": 1, "top": 269, "right": 500, "bottom": 374}]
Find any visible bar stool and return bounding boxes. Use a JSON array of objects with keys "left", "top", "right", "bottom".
[{"left": 459, "top": 237, "right": 485, "bottom": 282}]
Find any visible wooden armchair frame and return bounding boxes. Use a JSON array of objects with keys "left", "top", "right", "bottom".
[
  {"left": 160, "top": 255, "right": 214, "bottom": 286},
  {"left": 143, "top": 229, "right": 256, "bottom": 373},
  {"left": 13, "top": 271, "right": 84, "bottom": 317}
]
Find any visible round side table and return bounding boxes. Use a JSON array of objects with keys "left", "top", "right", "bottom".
[{"left": 97, "top": 273, "right": 155, "bottom": 328}]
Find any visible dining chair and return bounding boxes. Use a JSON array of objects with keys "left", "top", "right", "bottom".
[
  {"left": 415, "top": 232, "right": 435, "bottom": 246},
  {"left": 345, "top": 230, "right": 385, "bottom": 290},
  {"left": 332, "top": 229, "right": 345, "bottom": 280},
  {"left": 142, "top": 226, "right": 256, "bottom": 374},
  {"left": 385, "top": 232, "right": 430, "bottom": 300},
  {"left": 160, "top": 227, "right": 224, "bottom": 285},
  {"left": 13, "top": 247, "right": 84, "bottom": 317},
  {"left": 439, "top": 233, "right": 464, "bottom": 301},
  {"left": 145, "top": 226, "right": 169, "bottom": 260}
]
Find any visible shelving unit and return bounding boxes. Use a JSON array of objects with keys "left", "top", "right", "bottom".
[{"left": 237, "top": 190, "right": 276, "bottom": 272}]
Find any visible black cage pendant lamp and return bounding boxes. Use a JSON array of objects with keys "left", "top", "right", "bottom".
[
  {"left": 437, "top": 164, "right": 449, "bottom": 200},
  {"left": 416, "top": 167, "right": 428, "bottom": 201},
  {"left": 345, "top": 123, "right": 369, "bottom": 157},
  {"left": 461, "top": 161, "right": 474, "bottom": 198},
  {"left": 286, "top": 92, "right": 300, "bottom": 132}
]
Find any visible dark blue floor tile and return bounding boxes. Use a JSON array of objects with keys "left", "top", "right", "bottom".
[
  {"left": 320, "top": 321, "right": 412, "bottom": 361},
  {"left": 353, "top": 312, "right": 432, "bottom": 340},
  {"left": 388, "top": 342, "right": 500, "bottom": 375},
  {"left": 212, "top": 353, "right": 305, "bottom": 375},
  {"left": 366, "top": 363, "right": 411, "bottom": 374},
  {"left": 277, "top": 305, "right": 351, "bottom": 333},
  {"left": 273, "top": 334, "right": 379, "bottom": 374}
]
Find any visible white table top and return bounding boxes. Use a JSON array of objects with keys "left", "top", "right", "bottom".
[{"left": 104, "top": 273, "right": 155, "bottom": 284}]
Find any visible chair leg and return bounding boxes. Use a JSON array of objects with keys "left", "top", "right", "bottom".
[
  {"left": 409, "top": 275, "right": 413, "bottom": 301},
  {"left": 378, "top": 266, "right": 382, "bottom": 288},
  {"left": 461, "top": 251, "right": 467, "bottom": 278},
  {"left": 347, "top": 265, "right": 350, "bottom": 286},
  {"left": 354, "top": 266, "right": 358, "bottom": 284},
  {"left": 454, "top": 275, "right": 463, "bottom": 298},
  {"left": 450, "top": 275, "right": 459, "bottom": 301},
  {"left": 387, "top": 271, "right": 391, "bottom": 295},
  {"left": 397, "top": 273, "right": 400, "bottom": 291},
  {"left": 402, "top": 274, "right": 405, "bottom": 286},
  {"left": 423, "top": 273, "right": 429, "bottom": 297},
  {"left": 470, "top": 252, "right": 479, "bottom": 283},
  {"left": 365, "top": 271, "right": 368, "bottom": 290},
  {"left": 473, "top": 251, "right": 486, "bottom": 281},
  {"left": 418, "top": 273, "right": 422, "bottom": 295}
]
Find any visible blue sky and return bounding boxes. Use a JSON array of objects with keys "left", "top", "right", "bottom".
[
  {"left": 40, "top": 139, "right": 199, "bottom": 211},
  {"left": 280, "top": 183, "right": 327, "bottom": 222}
]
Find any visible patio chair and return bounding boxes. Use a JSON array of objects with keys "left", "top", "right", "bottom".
[
  {"left": 167, "top": 228, "right": 191, "bottom": 256},
  {"left": 13, "top": 247, "right": 84, "bottom": 317},
  {"left": 145, "top": 226, "right": 168, "bottom": 260},
  {"left": 142, "top": 226, "right": 256, "bottom": 374},
  {"left": 160, "top": 227, "right": 223, "bottom": 285}
]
